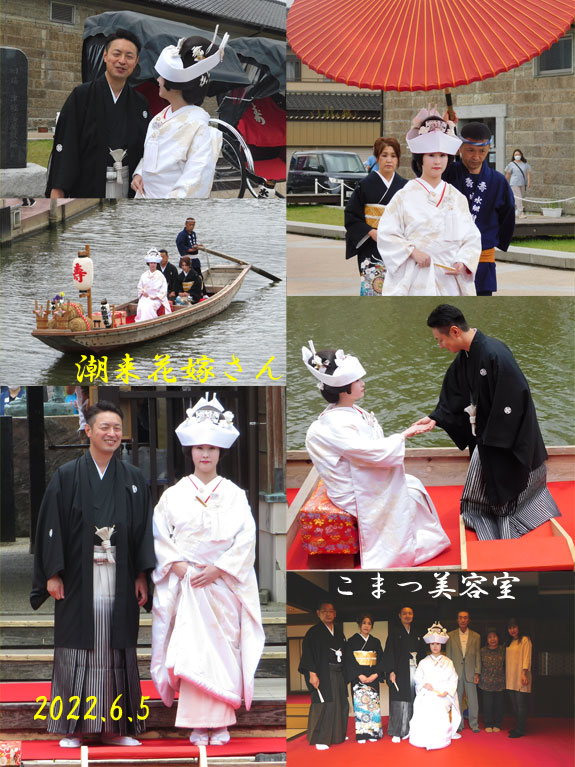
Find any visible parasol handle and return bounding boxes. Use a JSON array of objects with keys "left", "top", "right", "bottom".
[{"left": 444, "top": 89, "right": 455, "bottom": 121}]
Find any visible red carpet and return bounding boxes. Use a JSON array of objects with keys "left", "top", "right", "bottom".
[
  {"left": 287, "top": 481, "right": 574, "bottom": 571},
  {"left": 21, "top": 737, "right": 285, "bottom": 760},
  {"left": 288, "top": 716, "right": 573, "bottom": 767},
  {"left": 1, "top": 680, "right": 165, "bottom": 703}
]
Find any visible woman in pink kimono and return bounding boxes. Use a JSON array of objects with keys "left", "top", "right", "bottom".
[
  {"left": 151, "top": 395, "right": 264, "bottom": 746},
  {"left": 135, "top": 249, "right": 171, "bottom": 322},
  {"left": 302, "top": 342, "right": 450, "bottom": 568}
]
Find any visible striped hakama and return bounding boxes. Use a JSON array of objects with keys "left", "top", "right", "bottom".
[
  {"left": 47, "top": 546, "right": 144, "bottom": 736},
  {"left": 307, "top": 665, "right": 348, "bottom": 746},
  {"left": 461, "top": 447, "right": 561, "bottom": 540}
]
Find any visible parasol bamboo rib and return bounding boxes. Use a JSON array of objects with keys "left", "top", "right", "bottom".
[
  {"left": 197, "top": 246, "right": 282, "bottom": 283},
  {"left": 287, "top": 0, "right": 575, "bottom": 92}
]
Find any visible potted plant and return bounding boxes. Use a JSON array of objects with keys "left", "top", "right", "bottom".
[{"left": 541, "top": 201, "right": 563, "bottom": 218}]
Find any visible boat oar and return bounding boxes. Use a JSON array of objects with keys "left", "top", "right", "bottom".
[{"left": 198, "top": 246, "right": 282, "bottom": 283}]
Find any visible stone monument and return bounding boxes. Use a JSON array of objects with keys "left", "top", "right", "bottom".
[{"left": 0, "top": 47, "right": 47, "bottom": 197}]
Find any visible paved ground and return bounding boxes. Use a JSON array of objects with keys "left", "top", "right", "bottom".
[{"left": 287, "top": 234, "right": 575, "bottom": 296}]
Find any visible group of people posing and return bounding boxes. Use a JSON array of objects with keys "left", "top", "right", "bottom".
[
  {"left": 31, "top": 396, "right": 264, "bottom": 748},
  {"left": 302, "top": 304, "right": 561, "bottom": 568},
  {"left": 299, "top": 602, "right": 533, "bottom": 751},
  {"left": 345, "top": 106, "right": 516, "bottom": 296},
  {"left": 135, "top": 217, "right": 207, "bottom": 322},
  {"left": 46, "top": 28, "right": 227, "bottom": 199}
]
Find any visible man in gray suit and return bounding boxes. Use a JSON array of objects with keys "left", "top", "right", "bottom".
[{"left": 446, "top": 610, "right": 481, "bottom": 733}]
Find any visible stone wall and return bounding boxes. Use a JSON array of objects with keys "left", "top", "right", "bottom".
[
  {"left": 1, "top": 0, "right": 279, "bottom": 131},
  {"left": 11, "top": 414, "right": 86, "bottom": 537}
]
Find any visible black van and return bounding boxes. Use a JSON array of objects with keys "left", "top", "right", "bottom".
[{"left": 287, "top": 151, "right": 366, "bottom": 196}]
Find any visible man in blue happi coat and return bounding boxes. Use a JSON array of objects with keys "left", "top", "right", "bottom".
[{"left": 443, "top": 122, "right": 515, "bottom": 296}]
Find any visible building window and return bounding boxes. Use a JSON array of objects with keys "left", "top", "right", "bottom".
[
  {"left": 535, "top": 34, "right": 573, "bottom": 76},
  {"left": 287, "top": 57, "right": 301, "bottom": 82},
  {"left": 50, "top": 2, "right": 75, "bottom": 24}
]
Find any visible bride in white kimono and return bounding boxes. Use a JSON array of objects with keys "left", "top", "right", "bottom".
[
  {"left": 302, "top": 343, "right": 450, "bottom": 569},
  {"left": 135, "top": 250, "right": 171, "bottom": 322},
  {"left": 131, "top": 31, "right": 227, "bottom": 199},
  {"left": 377, "top": 110, "right": 481, "bottom": 296},
  {"left": 409, "top": 623, "right": 461, "bottom": 750},
  {"left": 151, "top": 395, "right": 265, "bottom": 746}
]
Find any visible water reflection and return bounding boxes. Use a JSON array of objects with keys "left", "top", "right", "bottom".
[
  {"left": 287, "top": 296, "right": 574, "bottom": 449},
  {"left": 1, "top": 199, "right": 285, "bottom": 384}
]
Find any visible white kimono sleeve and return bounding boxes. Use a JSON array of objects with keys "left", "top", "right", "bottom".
[
  {"left": 167, "top": 123, "right": 222, "bottom": 199},
  {"left": 452, "top": 192, "right": 481, "bottom": 276},
  {"left": 319, "top": 421, "right": 406, "bottom": 470},
  {"left": 213, "top": 491, "right": 257, "bottom": 581},
  {"left": 152, "top": 491, "right": 182, "bottom": 584},
  {"left": 377, "top": 192, "right": 414, "bottom": 271}
]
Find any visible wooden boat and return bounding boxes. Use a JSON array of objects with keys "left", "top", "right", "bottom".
[
  {"left": 32, "top": 264, "right": 251, "bottom": 355},
  {"left": 287, "top": 446, "right": 575, "bottom": 571}
]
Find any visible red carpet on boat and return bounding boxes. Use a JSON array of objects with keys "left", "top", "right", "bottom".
[
  {"left": 287, "top": 482, "right": 574, "bottom": 571},
  {"left": 21, "top": 737, "right": 285, "bottom": 761},
  {"left": 287, "top": 716, "right": 573, "bottom": 767}
]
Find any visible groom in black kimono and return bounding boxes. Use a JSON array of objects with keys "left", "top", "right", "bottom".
[
  {"left": 46, "top": 30, "right": 150, "bottom": 198},
  {"left": 299, "top": 601, "right": 348, "bottom": 750},
  {"left": 31, "top": 401, "right": 155, "bottom": 747},
  {"left": 416, "top": 304, "right": 560, "bottom": 540}
]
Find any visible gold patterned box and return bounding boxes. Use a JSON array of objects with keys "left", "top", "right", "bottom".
[{"left": 299, "top": 479, "right": 359, "bottom": 555}]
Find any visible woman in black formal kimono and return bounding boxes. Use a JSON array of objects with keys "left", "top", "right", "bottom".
[
  {"left": 344, "top": 137, "right": 408, "bottom": 295},
  {"left": 345, "top": 613, "right": 385, "bottom": 742},
  {"left": 383, "top": 605, "right": 427, "bottom": 743}
]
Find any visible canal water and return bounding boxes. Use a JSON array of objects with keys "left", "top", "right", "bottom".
[
  {"left": 287, "top": 296, "right": 575, "bottom": 449},
  {"left": 1, "top": 199, "right": 285, "bottom": 385}
]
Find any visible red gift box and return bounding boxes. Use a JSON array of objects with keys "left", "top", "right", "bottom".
[{"left": 299, "top": 479, "right": 359, "bottom": 555}]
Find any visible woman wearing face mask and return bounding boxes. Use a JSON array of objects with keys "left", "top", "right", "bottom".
[
  {"left": 377, "top": 108, "right": 481, "bottom": 295},
  {"left": 478, "top": 627, "right": 505, "bottom": 732},
  {"left": 505, "top": 150, "right": 531, "bottom": 218}
]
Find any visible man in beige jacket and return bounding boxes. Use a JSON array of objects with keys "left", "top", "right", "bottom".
[{"left": 446, "top": 610, "right": 481, "bottom": 733}]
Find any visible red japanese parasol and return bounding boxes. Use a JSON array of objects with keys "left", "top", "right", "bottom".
[{"left": 287, "top": 0, "right": 575, "bottom": 92}]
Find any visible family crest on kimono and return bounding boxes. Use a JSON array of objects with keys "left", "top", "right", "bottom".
[
  {"left": 344, "top": 613, "right": 385, "bottom": 742},
  {"left": 302, "top": 342, "right": 450, "bottom": 569},
  {"left": 31, "top": 401, "right": 155, "bottom": 749},
  {"left": 443, "top": 121, "right": 515, "bottom": 295},
  {"left": 383, "top": 606, "right": 427, "bottom": 743},
  {"left": 415, "top": 304, "right": 561, "bottom": 540},
  {"left": 151, "top": 395, "right": 265, "bottom": 746},
  {"left": 46, "top": 29, "right": 150, "bottom": 199},
  {"left": 377, "top": 107, "right": 481, "bottom": 295},
  {"left": 135, "top": 249, "right": 172, "bottom": 322},
  {"left": 132, "top": 29, "right": 227, "bottom": 198},
  {"left": 344, "top": 136, "right": 407, "bottom": 295},
  {"left": 408, "top": 622, "right": 462, "bottom": 750},
  {"left": 298, "top": 602, "right": 348, "bottom": 750}
]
